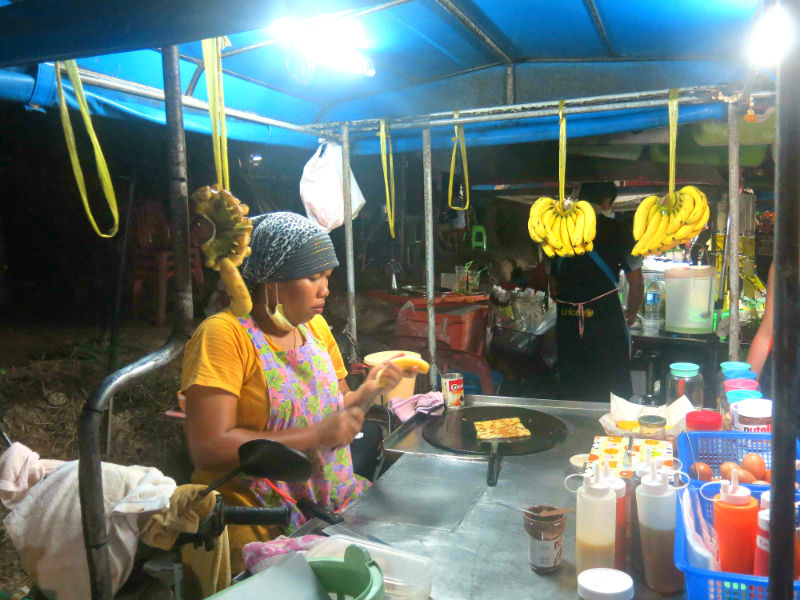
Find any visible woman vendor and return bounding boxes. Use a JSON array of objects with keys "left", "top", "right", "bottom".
[{"left": 181, "top": 212, "right": 405, "bottom": 570}]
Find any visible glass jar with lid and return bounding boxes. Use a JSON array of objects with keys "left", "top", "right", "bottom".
[
  {"left": 716, "top": 361, "right": 751, "bottom": 411},
  {"left": 666, "top": 362, "right": 704, "bottom": 410},
  {"left": 638, "top": 415, "right": 666, "bottom": 440}
]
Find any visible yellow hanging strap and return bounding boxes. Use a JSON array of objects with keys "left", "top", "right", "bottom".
[
  {"left": 448, "top": 111, "right": 470, "bottom": 211},
  {"left": 667, "top": 88, "right": 679, "bottom": 199},
  {"left": 558, "top": 100, "right": 566, "bottom": 205},
  {"left": 55, "top": 60, "right": 119, "bottom": 238},
  {"left": 202, "top": 37, "right": 231, "bottom": 190},
  {"left": 379, "top": 119, "right": 396, "bottom": 238}
]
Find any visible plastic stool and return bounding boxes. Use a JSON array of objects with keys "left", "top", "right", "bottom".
[{"left": 471, "top": 225, "right": 487, "bottom": 251}]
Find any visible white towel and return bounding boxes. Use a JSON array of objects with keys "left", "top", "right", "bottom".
[
  {"left": 2, "top": 444, "right": 176, "bottom": 600},
  {"left": 0, "top": 442, "right": 64, "bottom": 509}
]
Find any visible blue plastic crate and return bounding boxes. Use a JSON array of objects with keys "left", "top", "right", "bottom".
[
  {"left": 675, "top": 484, "right": 800, "bottom": 599},
  {"left": 677, "top": 431, "right": 800, "bottom": 493}
]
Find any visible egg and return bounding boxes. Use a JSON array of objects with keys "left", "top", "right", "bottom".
[
  {"left": 690, "top": 462, "right": 712, "bottom": 481},
  {"left": 720, "top": 462, "right": 739, "bottom": 480},
  {"left": 733, "top": 467, "right": 756, "bottom": 484},
  {"left": 740, "top": 453, "right": 767, "bottom": 480},
  {"left": 765, "top": 468, "right": 771, "bottom": 483}
]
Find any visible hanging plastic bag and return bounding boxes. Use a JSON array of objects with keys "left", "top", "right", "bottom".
[{"left": 300, "top": 142, "right": 366, "bottom": 232}]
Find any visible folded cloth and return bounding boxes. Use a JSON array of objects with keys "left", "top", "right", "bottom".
[
  {"left": 242, "top": 535, "right": 326, "bottom": 574},
  {"left": 0, "top": 442, "right": 64, "bottom": 509},
  {"left": 388, "top": 392, "right": 445, "bottom": 422},
  {"left": 3, "top": 450, "right": 176, "bottom": 600}
]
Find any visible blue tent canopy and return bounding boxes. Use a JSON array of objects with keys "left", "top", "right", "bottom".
[{"left": 0, "top": 0, "right": 763, "bottom": 152}]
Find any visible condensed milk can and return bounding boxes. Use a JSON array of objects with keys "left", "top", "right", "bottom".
[{"left": 441, "top": 372, "right": 464, "bottom": 407}]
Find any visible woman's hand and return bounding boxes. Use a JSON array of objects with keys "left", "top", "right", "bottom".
[
  {"left": 314, "top": 406, "right": 365, "bottom": 448},
  {"left": 362, "top": 361, "right": 410, "bottom": 401}
]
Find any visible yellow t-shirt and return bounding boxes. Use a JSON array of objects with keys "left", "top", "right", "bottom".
[{"left": 180, "top": 311, "right": 347, "bottom": 432}]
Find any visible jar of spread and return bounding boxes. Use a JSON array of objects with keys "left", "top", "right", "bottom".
[
  {"left": 523, "top": 505, "right": 568, "bottom": 573},
  {"left": 733, "top": 398, "right": 772, "bottom": 432}
]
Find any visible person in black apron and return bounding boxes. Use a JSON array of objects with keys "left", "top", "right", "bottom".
[{"left": 550, "top": 182, "right": 643, "bottom": 402}]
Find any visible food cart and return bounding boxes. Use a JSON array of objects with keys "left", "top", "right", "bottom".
[{"left": 0, "top": 1, "right": 797, "bottom": 599}]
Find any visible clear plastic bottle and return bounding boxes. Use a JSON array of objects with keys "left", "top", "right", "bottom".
[
  {"left": 643, "top": 278, "right": 665, "bottom": 335},
  {"left": 600, "top": 462, "right": 627, "bottom": 571},
  {"left": 636, "top": 460, "right": 684, "bottom": 593},
  {"left": 666, "top": 362, "right": 704, "bottom": 409},
  {"left": 628, "top": 449, "right": 654, "bottom": 573},
  {"left": 575, "top": 468, "right": 617, "bottom": 574}
]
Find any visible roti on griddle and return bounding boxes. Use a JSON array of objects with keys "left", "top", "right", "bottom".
[{"left": 474, "top": 416, "right": 532, "bottom": 440}]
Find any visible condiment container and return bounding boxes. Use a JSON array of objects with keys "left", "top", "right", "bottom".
[
  {"left": 637, "top": 415, "right": 666, "bottom": 440},
  {"left": 666, "top": 362, "right": 704, "bottom": 409},
  {"left": 716, "top": 361, "right": 751, "bottom": 411},
  {"left": 629, "top": 449, "right": 654, "bottom": 572},
  {"left": 600, "top": 462, "right": 627, "bottom": 570},
  {"left": 723, "top": 377, "right": 760, "bottom": 393},
  {"left": 685, "top": 410, "right": 722, "bottom": 432},
  {"left": 636, "top": 460, "right": 683, "bottom": 593},
  {"left": 732, "top": 398, "right": 772, "bottom": 433},
  {"left": 713, "top": 469, "right": 759, "bottom": 574},
  {"left": 753, "top": 508, "right": 771, "bottom": 577},
  {"left": 523, "top": 505, "right": 567, "bottom": 573},
  {"left": 306, "top": 534, "right": 433, "bottom": 600},
  {"left": 721, "top": 389, "right": 763, "bottom": 430},
  {"left": 577, "top": 568, "right": 634, "bottom": 600},
  {"left": 574, "top": 468, "right": 616, "bottom": 574}
]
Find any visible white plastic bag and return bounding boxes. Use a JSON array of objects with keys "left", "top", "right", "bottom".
[{"left": 300, "top": 143, "right": 366, "bottom": 231}]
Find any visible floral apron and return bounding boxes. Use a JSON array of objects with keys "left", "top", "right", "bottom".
[{"left": 237, "top": 316, "right": 369, "bottom": 532}]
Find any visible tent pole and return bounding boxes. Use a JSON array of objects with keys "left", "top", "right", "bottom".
[
  {"left": 505, "top": 64, "right": 515, "bottom": 105},
  {"left": 341, "top": 123, "right": 359, "bottom": 364},
  {"left": 769, "top": 4, "right": 800, "bottom": 596},
  {"left": 422, "top": 127, "right": 438, "bottom": 390},
  {"left": 727, "top": 103, "right": 741, "bottom": 360}
]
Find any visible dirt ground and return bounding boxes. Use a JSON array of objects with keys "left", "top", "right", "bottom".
[{"left": 0, "top": 321, "right": 192, "bottom": 593}]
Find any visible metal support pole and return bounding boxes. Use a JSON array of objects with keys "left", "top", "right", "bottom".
[
  {"left": 79, "top": 45, "right": 193, "bottom": 600},
  {"left": 341, "top": 123, "right": 359, "bottom": 364},
  {"left": 769, "top": 4, "right": 800, "bottom": 596},
  {"left": 422, "top": 128, "right": 438, "bottom": 390},
  {"left": 505, "top": 64, "right": 515, "bottom": 105},
  {"left": 727, "top": 104, "right": 741, "bottom": 360}
]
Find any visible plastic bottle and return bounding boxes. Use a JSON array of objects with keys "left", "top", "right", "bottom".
[
  {"left": 575, "top": 466, "right": 617, "bottom": 575},
  {"left": 713, "top": 469, "right": 759, "bottom": 574},
  {"left": 636, "top": 460, "right": 684, "bottom": 593},
  {"left": 666, "top": 362, "right": 704, "bottom": 409},
  {"left": 601, "top": 461, "right": 627, "bottom": 570},
  {"left": 628, "top": 449, "right": 654, "bottom": 572},
  {"left": 752, "top": 492, "right": 800, "bottom": 578},
  {"left": 643, "top": 278, "right": 664, "bottom": 335}
]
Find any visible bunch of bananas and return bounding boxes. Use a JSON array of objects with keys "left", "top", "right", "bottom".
[
  {"left": 528, "top": 197, "right": 597, "bottom": 257},
  {"left": 632, "top": 185, "right": 709, "bottom": 256}
]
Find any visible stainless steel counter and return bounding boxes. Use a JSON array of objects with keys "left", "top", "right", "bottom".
[{"left": 335, "top": 396, "right": 686, "bottom": 599}]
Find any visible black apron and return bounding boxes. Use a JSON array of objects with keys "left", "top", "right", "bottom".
[{"left": 554, "top": 252, "right": 633, "bottom": 402}]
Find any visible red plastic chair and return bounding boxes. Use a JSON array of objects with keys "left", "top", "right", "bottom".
[{"left": 130, "top": 200, "right": 204, "bottom": 327}]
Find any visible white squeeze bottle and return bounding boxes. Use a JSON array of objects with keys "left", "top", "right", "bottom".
[
  {"left": 576, "top": 464, "right": 617, "bottom": 575},
  {"left": 636, "top": 459, "right": 684, "bottom": 593}
]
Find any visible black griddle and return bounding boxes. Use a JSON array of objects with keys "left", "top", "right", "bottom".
[{"left": 422, "top": 406, "right": 568, "bottom": 486}]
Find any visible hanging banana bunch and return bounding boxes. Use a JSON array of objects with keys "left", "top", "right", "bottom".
[
  {"left": 631, "top": 89, "right": 709, "bottom": 257},
  {"left": 192, "top": 37, "right": 254, "bottom": 316},
  {"left": 631, "top": 186, "right": 709, "bottom": 256},
  {"left": 527, "top": 100, "right": 597, "bottom": 257}
]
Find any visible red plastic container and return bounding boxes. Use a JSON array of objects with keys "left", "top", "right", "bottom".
[{"left": 395, "top": 305, "right": 488, "bottom": 355}]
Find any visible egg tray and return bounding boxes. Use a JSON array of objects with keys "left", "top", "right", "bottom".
[{"left": 677, "top": 431, "right": 800, "bottom": 491}]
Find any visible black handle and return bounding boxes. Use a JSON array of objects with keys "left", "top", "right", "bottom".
[
  {"left": 223, "top": 506, "right": 291, "bottom": 527},
  {"left": 486, "top": 442, "right": 503, "bottom": 487},
  {"left": 296, "top": 497, "right": 344, "bottom": 525}
]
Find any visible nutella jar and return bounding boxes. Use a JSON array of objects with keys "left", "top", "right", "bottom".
[
  {"left": 733, "top": 399, "right": 772, "bottom": 432},
  {"left": 523, "top": 505, "right": 568, "bottom": 573}
]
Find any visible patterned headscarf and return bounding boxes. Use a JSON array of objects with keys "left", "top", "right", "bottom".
[{"left": 241, "top": 212, "right": 339, "bottom": 288}]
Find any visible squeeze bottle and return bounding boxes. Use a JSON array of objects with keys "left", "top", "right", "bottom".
[
  {"left": 752, "top": 492, "right": 800, "bottom": 578},
  {"left": 601, "top": 461, "right": 627, "bottom": 570},
  {"left": 713, "top": 469, "right": 758, "bottom": 574},
  {"left": 575, "top": 465, "right": 617, "bottom": 575},
  {"left": 629, "top": 448, "right": 654, "bottom": 572},
  {"left": 636, "top": 460, "right": 683, "bottom": 593}
]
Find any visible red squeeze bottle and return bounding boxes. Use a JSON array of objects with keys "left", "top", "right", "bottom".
[
  {"left": 714, "top": 470, "right": 759, "bottom": 575},
  {"left": 753, "top": 492, "right": 800, "bottom": 579}
]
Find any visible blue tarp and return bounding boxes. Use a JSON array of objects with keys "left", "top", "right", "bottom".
[{"left": 0, "top": 0, "right": 763, "bottom": 151}]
